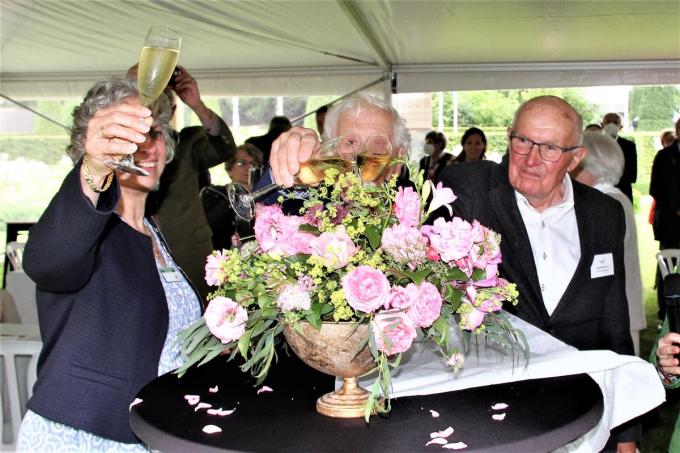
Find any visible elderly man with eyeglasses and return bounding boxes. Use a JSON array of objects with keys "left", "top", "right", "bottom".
[{"left": 436, "top": 95, "right": 637, "bottom": 452}]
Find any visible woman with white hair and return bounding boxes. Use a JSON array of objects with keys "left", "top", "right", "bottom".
[{"left": 570, "top": 131, "right": 646, "bottom": 355}]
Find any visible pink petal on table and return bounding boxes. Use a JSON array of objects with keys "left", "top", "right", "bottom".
[
  {"left": 195, "top": 402, "right": 212, "bottom": 412},
  {"left": 209, "top": 385, "right": 219, "bottom": 393},
  {"left": 184, "top": 394, "right": 200, "bottom": 405},
  {"left": 491, "top": 403, "right": 508, "bottom": 410},
  {"left": 425, "top": 438, "right": 448, "bottom": 446},
  {"left": 207, "top": 407, "right": 236, "bottom": 416},
  {"left": 430, "top": 427, "right": 454, "bottom": 439},
  {"left": 492, "top": 413, "right": 506, "bottom": 421},
  {"left": 128, "top": 398, "right": 143, "bottom": 411},
  {"left": 442, "top": 442, "right": 468, "bottom": 450},
  {"left": 257, "top": 385, "right": 273, "bottom": 394},
  {"left": 202, "top": 424, "right": 222, "bottom": 434},
  {"left": 429, "top": 410, "right": 440, "bottom": 418}
]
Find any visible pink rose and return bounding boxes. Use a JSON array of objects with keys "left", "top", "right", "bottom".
[
  {"left": 394, "top": 186, "right": 421, "bottom": 227},
  {"left": 342, "top": 266, "right": 391, "bottom": 313},
  {"left": 426, "top": 247, "right": 440, "bottom": 261},
  {"left": 277, "top": 283, "right": 312, "bottom": 312},
  {"left": 372, "top": 309, "right": 417, "bottom": 355},
  {"left": 407, "top": 282, "right": 443, "bottom": 328},
  {"left": 386, "top": 283, "right": 419, "bottom": 310},
  {"left": 204, "top": 296, "right": 248, "bottom": 344},
  {"left": 421, "top": 217, "right": 474, "bottom": 263},
  {"left": 381, "top": 224, "right": 427, "bottom": 268},
  {"left": 309, "top": 225, "right": 358, "bottom": 269},
  {"left": 473, "top": 263, "right": 499, "bottom": 288},
  {"left": 205, "top": 250, "right": 228, "bottom": 286},
  {"left": 254, "top": 204, "right": 313, "bottom": 256}
]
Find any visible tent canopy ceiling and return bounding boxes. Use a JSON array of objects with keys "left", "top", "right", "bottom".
[{"left": 1, "top": 0, "right": 679, "bottom": 98}]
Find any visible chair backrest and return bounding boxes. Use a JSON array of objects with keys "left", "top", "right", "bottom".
[
  {"left": 6, "top": 241, "right": 25, "bottom": 271},
  {"left": 657, "top": 249, "right": 680, "bottom": 279}
]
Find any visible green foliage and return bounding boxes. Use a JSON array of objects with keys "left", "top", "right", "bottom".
[
  {"left": 629, "top": 86, "right": 680, "bottom": 131},
  {"left": 0, "top": 135, "right": 71, "bottom": 165}
]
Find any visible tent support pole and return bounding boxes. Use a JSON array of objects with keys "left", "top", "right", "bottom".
[{"left": 0, "top": 93, "right": 68, "bottom": 132}]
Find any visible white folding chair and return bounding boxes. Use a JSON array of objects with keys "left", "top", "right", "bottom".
[
  {"left": 657, "top": 248, "right": 680, "bottom": 279},
  {"left": 0, "top": 331, "right": 41, "bottom": 449},
  {"left": 5, "top": 242, "right": 25, "bottom": 271}
]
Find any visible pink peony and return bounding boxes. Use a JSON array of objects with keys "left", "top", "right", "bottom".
[
  {"left": 205, "top": 250, "right": 228, "bottom": 287},
  {"left": 386, "top": 283, "right": 419, "bottom": 310},
  {"left": 276, "top": 283, "right": 312, "bottom": 312},
  {"left": 342, "top": 266, "right": 391, "bottom": 313},
  {"left": 204, "top": 296, "right": 248, "bottom": 344},
  {"left": 407, "top": 282, "right": 443, "bottom": 328},
  {"left": 254, "top": 204, "right": 313, "bottom": 256},
  {"left": 421, "top": 217, "right": 474, "bottom": 263},
  {"left": 394, "top": 186, "right": 421, "bottom": 227},
  {"left": 372, "top": 309, "right": 417, "bottom": 355},
  {"left": 380, "top": 224, "right": 427, "bottom": 268},
  {"left": 309, "top": 225, "right": 358, "bottom": 269}
]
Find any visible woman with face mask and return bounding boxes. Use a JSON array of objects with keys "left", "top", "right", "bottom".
[{"left": 418, "top": 130, "right": 452, "bottom": 181}]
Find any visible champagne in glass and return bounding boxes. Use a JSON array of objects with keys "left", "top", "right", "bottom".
[
  {"left": 105, "top": 26, "right": 181, "bottom": 176},
  {"left": 296, "top": 157, "right": 354, "bottom": 185},
  {"left": 355, "top": 135, "right": 393, "bottom": 183}
]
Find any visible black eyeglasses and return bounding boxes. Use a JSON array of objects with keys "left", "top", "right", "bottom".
[
  {"left": 234, "top": 160, "right": 260, "bottom": 168},
  {"left": 509, "top": 132, "right": 580, "bottom": 163}
]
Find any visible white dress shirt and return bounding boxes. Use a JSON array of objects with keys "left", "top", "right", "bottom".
[{"left": 515, "top": 175, "right": 580, "bottom": 315}]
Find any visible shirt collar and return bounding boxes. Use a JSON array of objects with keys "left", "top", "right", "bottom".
[{"left": 514, "top": 173, "right": 575, "bottom": 215}]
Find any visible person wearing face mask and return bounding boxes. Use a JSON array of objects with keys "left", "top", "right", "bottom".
[
  {"left": 601, "top": 113, "right": 637, "bottom": 203},
  {"left": 419, "top": 130, "right": 452, "bottom": 181},
  {"left": 452, "top": 127, "right": 488, "bottom": 165}
]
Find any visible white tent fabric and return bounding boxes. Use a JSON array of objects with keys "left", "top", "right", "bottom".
[{"left": 1, "top": 0, "right": 679, "bottom": 98}]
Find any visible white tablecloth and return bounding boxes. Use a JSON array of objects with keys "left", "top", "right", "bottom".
[{"left": 355, "top": 312, "right": 665, "bottom": 452}]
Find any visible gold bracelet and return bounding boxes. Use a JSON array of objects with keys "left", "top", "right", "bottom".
[{"left": 82, "top": 155, "right": 114, "bottom": 193}]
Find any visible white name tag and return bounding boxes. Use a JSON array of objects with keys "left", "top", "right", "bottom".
[
  {"left": 590, "top": 253, "right": 614, "bottom": 279},
  {"left": 160, "top": 267, "right": 182, "bottom": 283}
]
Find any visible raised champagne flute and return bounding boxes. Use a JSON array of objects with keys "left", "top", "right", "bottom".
[
  {"left": 228, "top": 137, "right": 356, "bottom": 221},
  {"left": 355, "top": 135, "right": 394, "bottom": 184},
  {"left": 105, "top": 26, "right": 181, "bottom": 176}
]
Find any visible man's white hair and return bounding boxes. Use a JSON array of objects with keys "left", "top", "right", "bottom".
[{"left": 323, "top": 94, "right": 411, "bottom": 152}]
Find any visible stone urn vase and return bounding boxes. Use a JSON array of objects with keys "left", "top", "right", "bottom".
[{"left": 283, "top": 321, "right": 376, "bottom": 418}]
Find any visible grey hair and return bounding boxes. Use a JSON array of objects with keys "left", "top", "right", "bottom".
[
  {"left": 512, "top": 95, "right": 584, "bottom": 146},
  {"left": 323, "top": 94, "right": 411, "bottom": 152},
  {"left": 581, "top": 131, "right": 624, "bottom": 185},
  {"left": 67, "top": 76, "right": 175, "bottom": 163}
]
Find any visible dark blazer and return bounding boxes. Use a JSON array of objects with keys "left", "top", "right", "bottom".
[
  {"left": 615, "top": 136, "right": 637, "bottom": 202},
  {"left": 147, "top": 117, "right": 235, "bottom": 302},
  {"left": 437, "top": 161, "right": 633, "bottom": 356},
  {"left": 23, "top": 164, "right": 196, "bottom": 443},
  {"left": 649, "top": 140, "right": 680, "bottom": 246}
]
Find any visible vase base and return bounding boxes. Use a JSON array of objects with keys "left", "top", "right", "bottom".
[{"left": 316, "top": 377, "right": 369, "bottom": 418}]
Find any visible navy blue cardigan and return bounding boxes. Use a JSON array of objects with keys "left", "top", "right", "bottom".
[{"left": 23, "top": 164, "right": 193, "bottom": 443}]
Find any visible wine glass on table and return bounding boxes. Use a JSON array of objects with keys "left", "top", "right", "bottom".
[
  {"left": 228, "top": 137, "right": 356, "bottom": 221},
  {"left": 105, "top": 26, "right": 181, "bottom": 176}
]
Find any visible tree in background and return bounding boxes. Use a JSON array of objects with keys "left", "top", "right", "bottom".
[{"left": 629, "top": 86, "right": 680, "bottom": 131}]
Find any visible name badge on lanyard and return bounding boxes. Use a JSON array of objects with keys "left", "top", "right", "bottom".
[{"left": 160, "top": 267, "right": 182, "bottom": 283}]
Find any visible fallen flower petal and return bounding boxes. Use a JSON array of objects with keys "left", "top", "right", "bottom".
[
  {"left": 184, "top": 394, "right": 200, "bottom": 405},
  {"left": 442, "top": 442, "right": 467, "bottom": 450},
  {"left": 430, "top": 410, "right": 440, "bottom": 418},
  {"left": 202, "top": 425, "right": 222, "bottom": 434},
  {"left": 128, "top": 398, "right": 143, "bottom": 411},
  {"left": 195, "top": 402, "right": 212, "bottom": 412},
  {"left": 492, "top": 413, "right": 506, "bottom": 421},
  {"left": 257, "top": 385, "right": 273, "bottom": 394},
  {"left": 207, "top": 408, "right": 236, "bottom": 416},
  {"left": 425, "top": 438, "right": 448, "bottom": 446},
  {"left": 491, "top": 403, "right": 508, "bottom": 410},
  {"left": 209, "top": 385, "right": 219, "bottom": 393},
  {"left": 430, "top": 427, "right": 454, "bottom": 438}
]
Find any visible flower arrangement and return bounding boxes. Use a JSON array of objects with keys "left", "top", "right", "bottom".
[{"left": 177, "top": 165, "right": 528, "bottom": 419}]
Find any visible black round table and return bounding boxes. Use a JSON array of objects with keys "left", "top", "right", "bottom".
[{"left": 130, "top": 352, "right": 603, "bottom": 452}]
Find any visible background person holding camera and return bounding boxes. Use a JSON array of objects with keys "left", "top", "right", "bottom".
[{"left": 128, "top": 64, "right": 236, "bottom": 303}]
